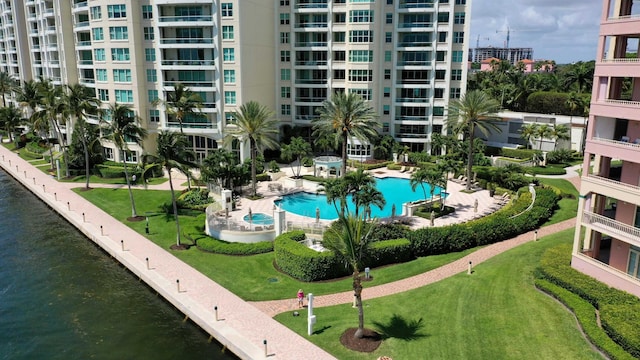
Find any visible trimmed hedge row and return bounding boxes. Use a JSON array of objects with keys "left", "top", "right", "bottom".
[
  {"left": 501, "top": 148, "right": 540, "bottom": 160},
  {"left": 197, "top": 237, "right": 273, "bottom": 255},
  {"left": 524, "top": 166, "right": 567, "bottom": 175},
  {"left": 274, "top": 231, "right": 345, "bottom": 281},
  {"left": 537, "top": 244, "right": 640, "bottom": 358},
  {"left": 535, "top": 279, "right": 635, "bottom": 360},
  {"left": 349, "top": 160, "right": 393, "bottom": 170}
]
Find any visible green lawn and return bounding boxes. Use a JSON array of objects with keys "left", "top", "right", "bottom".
[
  {"left": 533, "top": 177, "right": 578, "bottom": 225},
  {"left": 275, "top": 229, "right": 603, "bottom": 360},
  {"left": 64, "top": 174, "right": 167, "bottom": 185}
]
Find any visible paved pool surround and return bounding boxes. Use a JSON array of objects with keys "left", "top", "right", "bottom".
[{"left": 0, "top": 145, "right": 334, "bottom": 360}]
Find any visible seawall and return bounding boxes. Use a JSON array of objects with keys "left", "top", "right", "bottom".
[{"left": 0, "top": 145, "right": 334, "bottom": 360}]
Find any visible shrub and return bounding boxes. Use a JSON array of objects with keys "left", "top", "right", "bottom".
[
  {"left": 26, "top": 140, "right": 48, "bottom": 155},
  {"left": 268, "top": 160, "right": 280, "bottom": 173},
  {"left": 387, "top": 163, "right": 401, "bottom": 170},
  {"left": 349, "top": 160, "right": 393, "bottom": 170},
  {"left": 369, "top": 223, "right": 410, "bottom": 242},
  {"left": 524, "top": 166, "right": 567, "bottom": 175},
  {"left": 302, "top": 157, "right": 314, "bottom": 167},
  {"left": 273, "top": 231, "right": 346, "bottom": 281},
  {"left": 526, "top": 91, "right": 571, "bottom": 114},
  {"left": 501, "top": 148, "right": 540, "bottom": 160},
  {"left": 197, "top": 237, "right": 273, "bottom": 255},
  {"left": 256, "top": 173, "right": 271, "bottom": 182},
  {"left": 97, "top": 165, "right": 124, "bottom": 178},
  {"left": 177, "top": 189, "right": 212, "bottom": 210},
  {"left": 408, "top": 152, "right": 431, "bottom": 164},
  {"left": 365, "top": 239, "right": 414, "bottom": 267},
  {"left": 546, "top": 149, "right": 574, "bottom": 164}
]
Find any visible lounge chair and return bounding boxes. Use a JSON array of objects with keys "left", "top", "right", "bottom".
[
  {"left": 621, "top": 136, "right": 630, "bottom": 142},
  {"left": 399, "top": 166, "right": 407, "bottom": 173}
]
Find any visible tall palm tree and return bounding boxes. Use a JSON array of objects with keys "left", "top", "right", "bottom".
[
  {"left": 323, "top": 214, "right": 375, "bottom": 339},
  {"left": 446, "top": 90, "right": 501, "bottom": 191},
  {"left": 201, "top": 148, "right": 239, "bottom": 190},
  {"left": 318, "top": 177, "right": 349, "bottom": 216},
  {"left": 563, "top": 61, "right": 594, "bottom": 93},
  {"left": 224, "top": 101, "right": 279, "bottom": 197},
  {"left": 353, "top": 185, "right": 385, "bottom": 220},
  {"left": 0, "top": 71, "right": 17, "bottom": 108},
  {"left": 550, "top": 124, "right": 570, "bottom": 151},
  {"left": 101, "top": 103, "right": 148, "bottom": 219},
  {"left": 64, "top": 83, "right": 101, "bottom": 188},
  {"left": 344, "top": 168, "right": 376, "bottom": 217},
  {"left": 156, "top": 82, "right": 204, "bottom": 133},
  {"left": 535, "top": 124, "right": 553, "bottom": 151},
  {"left": 16, "top": 79, "right": 42, "bottom": 120},
  {"left": 312, "top": 92, "right": 380, "bottom": 176},
  {"left": 410, "top": 168, "right": 446, "bottom": 202},
  {"left": 519, "top": 123, "right": 538, "bottom": 150},
  {"left": 31, "top": 82, "right": 65, "bottom": 170},
  {"left": 142, "top": 131, "right": 197, "bottom": 247},
  {"left": 0, "top": 104, "right": 24, "bottom": 142}
]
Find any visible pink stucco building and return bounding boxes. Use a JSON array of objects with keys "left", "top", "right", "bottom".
[{"left": 572, "top": 0, "right": 640, "bottom": 297}]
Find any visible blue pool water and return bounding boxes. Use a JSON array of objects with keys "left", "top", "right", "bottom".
[
  {"left": 275, "top": 177, "right": 443, "bottom": 220},
  {"left": 243, "top": 213, "right": 274, "bottom": 225}
]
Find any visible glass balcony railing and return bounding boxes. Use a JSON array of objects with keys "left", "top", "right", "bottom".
[
  {"left": 158, "top": 15, "right": 213, "bottom": 22},
  {"left": 161, "top": 59, "right": 215, "bottom": 66},
  {"left": 160, "top": 38, "right": 214, "bottom": 44}
]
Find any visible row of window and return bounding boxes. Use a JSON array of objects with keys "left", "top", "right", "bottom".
[
  {"left": 281, "top": 31, "right": 464, "bottom": 44},
  {"left": 92, "top": 48, "right": 156, "bottom": 62},
  {"left": 279, "top": 87, "right": 461, "bottom": 100}
]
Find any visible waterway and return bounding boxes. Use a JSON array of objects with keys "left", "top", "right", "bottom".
[{"left": 0, "top": 170, "right": 234, "bottom": 360}]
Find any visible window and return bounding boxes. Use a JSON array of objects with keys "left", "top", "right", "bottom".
[
  {"left": 142, "top": 5, "right": 152, "bottom": 19},
  {"left": 385, "top": 51, "right": 392, "bottom": 62},
  {"left": 222, "top": 26, "right": 234, "bottom": 40},
  {"left": 149, "top": 109, "right": 160, "bottom": 123},
  {"left": 121, "top": 151, "right": 138, "bottom": 163},
  {"left": 115, "top": 89, "right": 133, "bottom": 103},
  {"left": 386, "top": 13, "right": 393, "bottom": 24},
  {"left": 223, "top": 48, "right": 235, "bottom": 62},
  {"left": 334, "top": 32, "right": 346, "bottom": 42},
  {"left": 455, "top": 0, "right": 466, "bottom": 4},
  {"left": 334, "top": 69, "right": 345, "bottom": 80},
  {"left": 90, "top": 6, "right": 101, "bottom": 20},
  {"left": 103, "top": 147, "right": 114, "bottom": 160},
  {"left": 450, "top": 88, "right": 461, "bottom": 98},
  {"left": 280, "top": 0, "right": 290, "bottom": 5},
  {"left": 349, "top": 50, "right": 373, "bottom": 62},
  {"left": 280, "top": 13, "right": 289, "bottom": 25},
  {"left": 452, "top": 50, "right": 463, "bottom": 62},
  {"left": 146, "top": 69, "right": 157, "bottom": 82},
  {"left": 111, "top": 48, "right": 130, "bottom": 61},
  {"left": 435, "top": 69, "right": 446, "bottom": 80},
  {"left": 109, "top": 26, "right": 128, "bottom": 40},
  {"left": 281, "top": 69, "right": 291, "bottom": 81},
  {"left": 384, "top": 69, "right": 391, "bottom": 79},
  {"left": 96, "top": 69, "right": 107, "bottom": 82},
  {"left": 224, "top": 91, "right": 236, "bottom": 105},
  {"left": 436, "top": 51, "right": 446, "bottom": 61},
  {"left": 451, "top": 69, "right": 462, "bottom": 81},
  {"left": 221, "top": 3, "right": 233, "bottom": 17},
  {"left": 349, "top": 10, "right": 373, "bottom": 23},
  {"left": 383, "top": 87, "right": 390, "bottom": 97},
  {"left": 145, "top": 48, "right": 156, "bottom": 61},
  {"left": 148, "top": 90, "right": 158, "bottom": 102},
  {"left": 438, "top": 32, "right": 447, "bottom": 42},
  {"left": 348, "top": 69, "right": 373, "bottom": 82},
  {"left": 113, "top": 69, "right": 132, "bottom": 82},
  {"left": 433, "top": 107, "right": 444, "bottom": 116},
  {"left": 334, "top": 13, "right": 346, "bottom": 23},
  {"left": 383, "top": 122, "right": 390, "bottom": 132},
  {"left": 143, "top": 27, "right": 154, "bottom": 40},
  {"left": 349, "top": 30, "right": 373, "bottom": 42},
  {"left": 223, "top": 69, "right": 235, "bottom": 83},
  {"left": 280, "top": 32, "right": 292, "bottom": 45},
  {"left": 454, "top": 32, "right": 464, "bottom": 44},
  {"left": 92, "top": 28, "right": 104, "bottom": 41},
  {"left": 281, "top": 104, "right": 291, "bottom": 115},
  {"left": 107, "top": 4, "right": 126, "bottom": 19},
  {"left": 94, "top": 48, "right": 106, "bottom": 61},
  {"left": 349, "top": 89, "right": 371, "bottom": 100},
  {"left": 436, "top": 88, "right": 445, "bottom": 99},
  {"left": 334, "top": 51, "right": 346, "bottom": 61},
  {"left": 97, "top": 88, "right": 109, "bottom": 101},
  {"left": 385, "top": 32, "right": 392, "bottom": 43},
  {"left": 454, "top": 12, "right": 465, "bottom": 24},
  {"left": 383, "top": 105, "right": 390, "bottom": 115},
  {"left": 281, "top": 87, "right": 290, "bottom": 98},
  {"left": 437, "top": 12, "right": 449, "bottom": 22},
  {"left": 280, "top": 50, "right": 290, "bottom": 62}
]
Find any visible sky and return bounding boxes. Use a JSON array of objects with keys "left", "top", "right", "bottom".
[{"left": 470, "top": 0, "right": 603, "bottom": 64}]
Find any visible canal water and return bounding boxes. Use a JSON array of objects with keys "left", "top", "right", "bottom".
[{"left": 0, "top": 170, "right": 235, "bottom": 360}]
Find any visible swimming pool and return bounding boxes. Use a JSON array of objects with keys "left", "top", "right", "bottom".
[
  {"left": 275, "top": 177, "right": 443, "bottom": 220},
  {"left": 243, "top": 213, "right": 274, "bottom": 225}
]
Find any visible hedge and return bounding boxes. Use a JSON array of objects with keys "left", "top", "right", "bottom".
[
  {"left": 349, "top": 160, "right": 393, "bottom": 170},
  {"left": 256, "top": 173, "right": 271, "bottom": 182},
  {"left": 537, "top": 244, "right": 640, "bottom": 358},
  {"left": 274, "top": 231, "right": 346, "bottom": 281},
  {"left": 524, "top": 166, "right": 567, "bottom": 175},
  {"left": 387, "top": 163, "right": 402, "bottom": 170},
  {"left": 535, "top": 279, "right": 636, "bottom": 360},
  {"left": 526, "top": 91, "right": 571, "bottom": 114},
  {"left": 197, "top": 237, "right": 273, "bottom": 255},
  {"left": 365, "top": 238, "right": 414, "bottom": 268},
  {"left": 501, "top": 148, "right": 540, "bottom": 160}
]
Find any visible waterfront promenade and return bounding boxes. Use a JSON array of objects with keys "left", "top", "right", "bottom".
[{"left": 0, "top": 145, "right": 335, "bottom": 360}]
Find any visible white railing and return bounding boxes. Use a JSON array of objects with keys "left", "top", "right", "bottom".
[
  {"left": 603, "top": 99, "right": 640, "bottom": 107},
  {"left": 586, "top": 174, "right": 640, "bottom": 193},
  {"left": 607, "top": 14, "right": 640, "bottom": 21},
  {"left": 600, "top": 58, "right": 640, "bottom": 63},
  {"left": 583, "top": 211, "right": 640, "bottom": 240},
  {"left": 591, "top": 137, "right": 640, "bottom": 149},
  {"left": 286, "top": 221, "right": 327, "bottom": 236}
]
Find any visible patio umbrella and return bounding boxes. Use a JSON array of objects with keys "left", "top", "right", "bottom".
[{"left": 315, "top": 207, "right": 320, "bottom": 224}]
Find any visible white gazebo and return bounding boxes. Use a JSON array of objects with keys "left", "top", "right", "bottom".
[{"left": 313, "top": 156, "right": 343, "bottom": 178}]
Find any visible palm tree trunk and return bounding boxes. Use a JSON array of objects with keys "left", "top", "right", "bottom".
[
  {"left": 466, "top": 125, "right": 475, "bottom": 191},
  {"left": 353, "top": 269, "right": 364, "bottom": 339},
  {"left": 82, "top": 137, "right": 90, "bottom": 189},
  {"left": 168, "top": 168, "right": 182, "bottom": 246},
  {"left": 122, "top": 159, "right": 138, "bottom": 218},
  {"left": 342, "top": 131, "right": 348, "bottom": 176},
  {"left": 250, "top": 139, "right": 257, "bottom": 197}
]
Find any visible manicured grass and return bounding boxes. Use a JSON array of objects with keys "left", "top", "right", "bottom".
[
  {"left": 64, "top": 174, "right": 167, "bottom": 185},
  {"left": 75, "top": 187, "right": 480, "bottom": 301},
  {"left": 534, "top": 177, "right": 578, "bottom": 226},
  {"left": 275, "top": 229, "right": 603, "bottom": 359}
]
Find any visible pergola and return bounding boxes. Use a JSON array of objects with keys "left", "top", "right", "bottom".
[{"left": 313, "top": 156, "right": 343, "bottom": 178}]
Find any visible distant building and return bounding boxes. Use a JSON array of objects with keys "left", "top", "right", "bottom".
[
  {"left": 473, "top": 46, "right": 533, "bottom": 65},
  {"left": 480, "top": 58, "right": 555, "bottom": 73}
]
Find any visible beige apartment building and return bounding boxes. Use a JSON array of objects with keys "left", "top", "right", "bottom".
[{"left": 2, "top": 0, "right": 469, "bottom": 163}]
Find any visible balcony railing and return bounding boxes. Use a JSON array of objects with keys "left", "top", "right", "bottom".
[
  {"left": 73, "top": 1, "right": 88, "bottom": 9},
  {"left": 294, "top": 41, "right": 328, "bottom": 47},
  {"left": 295, "top": 97, "right": 325, "bottom": 102},
  {"left": 397, "top": 42, "right": 431, "bottom": 47},
  {"left": 163, "top": 81, "right": 213, "bottom": 88},
  {"left": 79, "top": 78, "right": 95, "bottom": 84},
  {"left": 603, "top": 99, "right": 640, "bottom": 107},
  {"left": 295, "top": 78, "right": 327, "bottom": 84},
  {"left": 396, "top": 97, "right": 429, "bottom": 103},
  {"left": 399, "top": 22, "right": 433, "bottom": 28},
  {"left": 295, "top": 60, "right": 327, "bottom": 66},
  {"left": 399, "top": 1, "right": 435, "bottom": 9},
  {"left": 586, "top": 174, "right": 640, "bottom": 193},
  {"left": 158, "top": 15, "right": 213, "bottom": 22},
  {"left": 294, "top": 115, "right": 319, "bottom": 121},
  {"left": 76, "top": 40, "right": 91, "bottom": 46},
  {"left": 160, "top": 38, "right": 214, "bottom": 44},
  {"left": 167, "top": 122, "right": 215, "bottom": 129},
  {"left": 295, "top": 2, "right": 328, "bottom": 9},
  {"left": 295, "top": 22, "right": 328, "bottom": 28},
  {"left": 607, "top": 14, "right": 640, "bottom": 21},
  {"left": 74, "top": 21, "right": 90, "bottom": 28},
  {"left": 396, "top": 133, "right": 428, "bottom": 139},
  {"left": 397, "top": 79, "right": 430, "bottom": 84},
  {"left": 591, "top": 137, "right": 640, "bottom": 149},
  {"left": 77, "top": 59, "right": 93, "bottom": 65},
  {"left": 395, "top": 116, "right": 428, "bottom": 121},
  {"left": 161, "top": 59, "right": 215, "bottom": 66},
  {"left": 600, "top": 57, "right": 640, "bottom": 63},
  {"left": 398, "top": 60, "right": 431, "bottom": 66},
  {"left": 583, "top": 211, "right": 640, "bottom": 242}
]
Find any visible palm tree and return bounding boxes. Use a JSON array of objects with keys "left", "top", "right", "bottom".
[
  {"left": 201, "top": 148, "right": 239, "bottom": 191},
  {"left": 16, "top": 79, "right": 42, "bottom": 120},
  {"left": 0, "top": 104, "right": 24, "bottom": 142},
  {"left": 318, "top": 177, "right": 349, "bottom": 216},
  {"left": 31, "top": 82, "right": 65, "bottom": 170},
  {"left": 224, "top": 101, "right": 279, "bottom": 197},
  {"left": 353, "top": 185, "right": 385, "bottom": 220},
  {"left": 323, "top": 214, "right": 375, "bottom": 339},
  {"left": 157, "top": 82, "right": 204, "bottom": 133},
  {"left": 446, "top": 90, "right": 501, "bottom": 191},
  {"left": 101, "top": 103, "right": 148, "bottom": 219},
  {"left": 142, "top": 131, "right": 197, "bottom": 247},
  {"left": 550, "top": 124, "right": 571, "bottom": 151},
  {"left": 64, "top": 83, "right": 101, "bottom": 188},
  {"left": 410, "top": 168, "right": 446, "bottom": 202},
  {"left": 281, "top": 136, "right": 312, "bottom": 178},
  {"left": 535, "top": 124, "right": 553, "bottom": 151},
  {"left": 0, "top": 71, "right": 17, "bottom": 107},
  {"left": 312, "top": 92, "right": 380, "bottom": 176},
  {"left": 519, "top": 123, "right": 538, "bottom": 150},
  {"left": 344, "top": 168, "right": 378, "bottom": 216},
  {"left": 563, "top": 61, "right": 594, "bottom": 93}
]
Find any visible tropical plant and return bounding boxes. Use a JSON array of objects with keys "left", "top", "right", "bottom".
[
  {"left": 281, "top": 136, "right": 312, "bottom": 178},
  {"left": 224, "top": 101, "right": 279, "bottom": 197},
  {"left": 31, "top": 82, "right": 65, "bottom": 170},
  {"left": 519, "top": 123, "right": 538, "bottom": 150},
  {"left": 201, "top": 148, "right": 241, "bottom": 190},
  {"left": 323, "top": 214, "right": 376, "bottom": 339},
  {"left": 446, "top": 90, "right": 501, "bottom": 191},
  {"left": 353, "top": 185, "right": 385, "bottom": 220},
  {"left": 100, "top": 103, "right": 148, "bottom": 218},
  {"left": 410, "top": 168, "right": 446, "bottom": 202},
  {"left": 344, "top": 168, "right": 377, "bottom": 216},
  {"left": 142, "top": 131, "right": 197, "bottom": 247},
  {"left": 67, "top": 118, "right": 103, "bottom": 178},
  {"left": 312, "top": 92, "right": 380, "bottom": 176},
  {"left": 535, "top": 124, "right": 553, "bottom": 151},
  {"left": 562, "top": 61, "right": 594, "bottom": 93},
  {"left": 16, "top": 79, "right": 42, "bottom": 120},
  {"left": 550, "top": 124, "right": 571, "bottom": 151},
  {"left": 0, "top": 71, "right": 17, "bottom": 108},
  {"left": 155, "top": 82, "right": 204, "bottom": 133},
  {"left": 318, "top": 177, "right": 349, "bottom": 216},
  {"left": 0, "top": 104, "right": 24, "bottom": 142}
]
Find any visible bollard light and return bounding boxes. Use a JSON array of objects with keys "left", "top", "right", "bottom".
[
  {"left": 16, "top": 165, "right": 18, "bottom": 171},
  {"left": 263, "top": 340, "right": 268, "bottom": 358},
  {"left": 146, "top": 257, "right": 150, "bottom": 270},
  {"left": 214, "top": 306, "right": 218, "bottom": 321},
  {"left": 100, "top": 225, "right": 103, "bottom": 236},
  {"left": 468, "top": 261, "right": 473, "bottom": 275},
  {"left": 42, "top": 184, "right": 45, "bottom": 192},
  {"left": 54, "top": 192, "right": 57, "bottom": 201},
  {"left": 67, "top": 201, "right": 70, "bottom": 211},
  {"left": 23, "top": 170, "right": 26, "bottom": 178},
  {"left": 176, "top": 279, "right": 181, "bottom": 292},
  {"left": 534, "top": 229, "right": 538, "bottom": 242},
  {"left": 33, "top": 177, "right": 36, "bottom": 185},
  {"left": 82, "top": 212, "right": 85, "bottom": 222},
  {"left": 121, "top": 240, "right": 124, "bottom": 251}
]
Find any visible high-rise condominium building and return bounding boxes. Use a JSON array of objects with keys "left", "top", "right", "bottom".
[
  {"left": 572, "top": 0, "right": 640, "bottom": 297},
  {"left": 1, "top": 0, "right": 470, "bottom": 162}
]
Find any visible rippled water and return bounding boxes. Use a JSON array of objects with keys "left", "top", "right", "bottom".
[{"left": 0, "top": 170, "right": 235, "bottom": 360}]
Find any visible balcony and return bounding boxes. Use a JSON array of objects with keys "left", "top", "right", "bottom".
[
  {"left": 395, "top": 116, "right": 429, "bottom": 122},
  {"left": 295, "top": 78, "right": 327, "bottom": 84},
  {"left": 161, "top": 59, "right": 215, "bottom": 66},
  {"left": 396, "top": 133, "right": 428, "bottom": 139},
  {"left": 77, "top": 59, "right": 93, "bottom": 65},
  {"left": 399, "top": 1, "right": 435, "bottom": 9},
  {"left": 73, "top": 1, "right": 88, "bottom": 9},
  {"left": 399, "top": 22, "right": 433, "bottom": 28},
  {"left": 397, "top": 60, "right": 431, "bottom": 66},
  {"left": 158, "top": 15, "right": 213, "bottom": 23},
  {"left": 294, "top": 41, "right": 327, "bottom": 47},
  {"left": 159, "top": 38, "right": 214, "bottom": 45},
  {"left": 163, "top": 81, "right": 214, "bottom": 88},
  {"left": 74, "top": 21, "right": 89, "bottom": 29},
  {"left": 295, "top": 1, "right": 328, "bottom": 9},
  {"left": 294, "top": 60, "right": 327, "bottom": 66},
  {"left": 295, "top": 22, "right": 328, "bottom": 29},
  {"left": 396, "top": 97, "right": 429, "bottom": 103},
  {"left": 397, "top": 42, "right": 431, "bottom": 48},
  {"left": 590, "top": 98, "right": 640, "bottom": 121},
  {"left": 76, "top": 40, "right": 91, "bottom": 47},
  {"left": 582, "top": 211, "right": 640, "bottom": 246},
  {"left": 581, "top": 174, "right": 640, "bottom": 206},
  {"left": 586, "top": 137, "right": 640, "bottom": 163},
  {"left": 167, "top": 121, "right": 215, "bottom": 129},
  {"left": 294, "top": 97, "right": 325, "bottom": 103}
]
